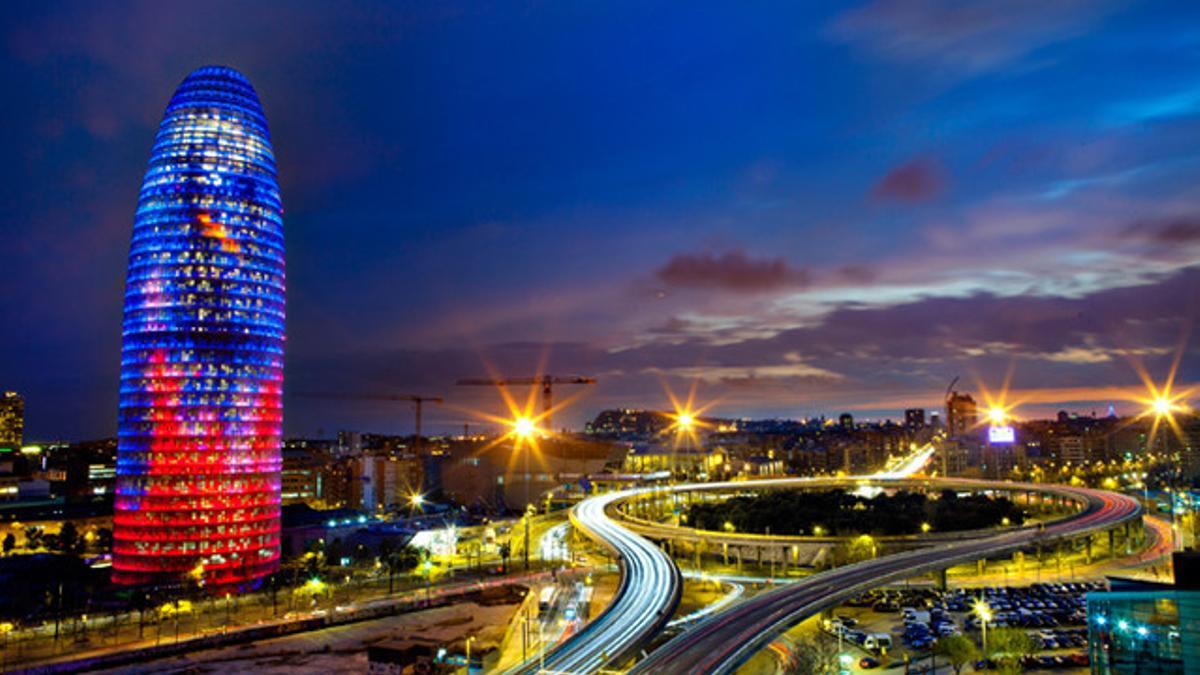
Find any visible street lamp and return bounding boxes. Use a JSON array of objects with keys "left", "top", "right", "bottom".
[
  {"left": 988, "top": 407, "right": 1006, "bottom": 424},
  {"left": 921, "top": 522, "right": 932, "bottom": 534},
  {"left": 524, "top": 503, "right": 537, "bottom": 571},
  {"left": 973, "top": 599, "right": 993, "bottom": 658},
  {"left": 465, "top": 635, "right": 478, "bottom": 673},
  {"left": 508, "top": 415, "right": 541, "bottom": 525},
  {"left": 513, "top": 416, "right": 537, "bottom": 438}
]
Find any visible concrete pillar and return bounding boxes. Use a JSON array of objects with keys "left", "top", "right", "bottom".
[
  {"left": 1108, "top": 530, "right": 1116, "bottom": 560},
  {"left": 1085, "top": 537, "right": 1092, "bottom": 565},
  {"left": 723, "top": 542, "right": 728, "bottom": 566},
  {"left": 736, "top": 548, "right": 743, "bottom": 572}
]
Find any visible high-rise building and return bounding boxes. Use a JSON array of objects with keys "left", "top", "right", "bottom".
[
  {"left": 114, "top": 66, "right": 284, "bottom": 588},
  {"left": 946, "top": 392, "right": 977, "bottom": 437},
  {"left": 904, "top": 408, "right": 926, "bottom": 430},
  {"left": 0, "top": 392, "right": 23, "bottom": 450}
]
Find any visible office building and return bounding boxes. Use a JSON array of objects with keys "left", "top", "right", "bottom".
[
  {"left": 113, "top": 66, "right": 285, "bottom": 587},
  {"left": 904, "top": 408, "right": 926, "bottom": 430},
  {"left": 0, "top": 392, "right": 23, "bottom": 450},
  {"left": 946, "top": 392, "right": 977, "bottom": 437}
]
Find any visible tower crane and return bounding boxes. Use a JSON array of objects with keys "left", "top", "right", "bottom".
[
  {"left": 455, "top": 375, "right": 595, "bottom": 431},
  {"left": 295, "top": 392, "right": 443, "bottom": 454}
]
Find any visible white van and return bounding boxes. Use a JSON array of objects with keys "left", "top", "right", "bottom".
[{"left": 864, "top": 633, "right": 893, "bottom": 652}]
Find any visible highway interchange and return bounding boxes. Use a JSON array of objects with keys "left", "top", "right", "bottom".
[{"left": 539, "top": 470, "right": 1142, "bottom": 674}]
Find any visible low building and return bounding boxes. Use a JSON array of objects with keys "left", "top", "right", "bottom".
[
  {"left": 1088, "top": 587, "right": 1199, "bottom": 673},
  {"left": 1087, "top": 553, "right": 1200, "bottom": 673}
]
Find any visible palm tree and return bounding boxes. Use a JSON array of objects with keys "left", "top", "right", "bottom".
[{"left": 24, "top": 526, "right": 43, "bottom": 551}]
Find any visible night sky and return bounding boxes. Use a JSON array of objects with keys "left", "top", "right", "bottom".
[{"left": 3, "top": 1, "right": 1200, "bottom": 440}]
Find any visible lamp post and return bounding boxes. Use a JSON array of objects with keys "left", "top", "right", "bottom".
[
  {"left": 465, "top": 635, "right": 477, "bottom": 674},
  {"left": 974, "top": 599, "right": 993, "bottom": 658}
]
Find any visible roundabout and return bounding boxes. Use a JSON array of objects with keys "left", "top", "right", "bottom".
[{"left": 533, "top": 474, "right": 1142, "bottom": 675}]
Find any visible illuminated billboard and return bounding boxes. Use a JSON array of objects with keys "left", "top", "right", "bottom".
[{"left": 988, "top": 425, "right": 1016, "bottom": 444}]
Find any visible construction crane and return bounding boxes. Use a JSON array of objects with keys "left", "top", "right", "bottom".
[
  {"left": 944, "top": 375, "right": 960, "bottom": 403},
  {"left": 294, "top": 392, "right": 443, "bottom": 454},
  {"left": 455, "top": 375, "right": 595, "bottom": 431}
]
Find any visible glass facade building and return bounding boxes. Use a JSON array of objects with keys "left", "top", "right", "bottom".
[
  {"left": 114, "top": 66, "right": 284, "bottom": 588},
  {"left": 1087, "top": 590, "right": 1200, "bottom": 673}
]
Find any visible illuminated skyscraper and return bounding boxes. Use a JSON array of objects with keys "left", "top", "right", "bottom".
[
  {"left": 114, "top": 66, "right": 284, "bottom": 587},
  {"left": 0, "top": 391, "right": 23, "bottom": 450}
]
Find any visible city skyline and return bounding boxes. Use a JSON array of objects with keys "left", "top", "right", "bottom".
[{"left": 2, "top": 2, "right": 1200, "bottom": 439}]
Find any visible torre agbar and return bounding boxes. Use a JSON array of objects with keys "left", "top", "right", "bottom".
[{"left": 114, "top": 66, "right": 284, "bottom": 587}]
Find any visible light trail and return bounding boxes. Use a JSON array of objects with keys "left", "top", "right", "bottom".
[
  {"left": 631, "top": 479, "right": 1141, "bottom": 674},
  {"left": 539, "top": 522, "right": 571, "bottom": 562},
  {"left": 511, "top": 443, "right": 934, "bottom": 674},
  {"left": 506, "top": 488, "right": 682, "bottom": 674},
  {"left": 870, "top": 443, "right": 936, "bottom": 479}
]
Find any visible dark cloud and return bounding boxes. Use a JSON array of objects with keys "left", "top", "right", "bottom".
[
  {"left": 655, "top": 249, "right": 811, "bottom": 293},
  {"left": 871, "top": 157, "right": 945, "bottom": 202},
  {"left": 281, "top": 266, "right": 1200, "bottom": 434},
  {"left": 1122, "top": 217, "right": 1200, "bottom": 244}
]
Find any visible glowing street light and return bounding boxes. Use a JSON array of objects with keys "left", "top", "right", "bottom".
[
  {"left": 512, "top": 416, "right": 538, "bottom": 438},
  {"left": 676, "top": 413, "right": 695, "bottom": 431},
  {"left": 988, "top": 407, "right": 1007, "bottom": 424},
  {"left": 409, "top": 493, "right": 426, "bottom": 509},
  {"left": 921, "top": 522, "right": 932, "bottom": 534},
  {"left": 973, "top": 599, "right": 993, "bottom": 657},
  {"left": 1151, "top": 396, "right": 1178, "bottom": 418}
]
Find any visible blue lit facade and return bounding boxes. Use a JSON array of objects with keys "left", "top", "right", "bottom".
[
  {"left": 1087, "top": 589, "right": 1200, "bottom": 673},
  {"left": 114, "top": 66, "right": 284, "bottom": 587}
]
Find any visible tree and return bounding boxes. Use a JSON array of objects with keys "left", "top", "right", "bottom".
[
  {"left": 934, "top": 634, "right": 980, "bottom": 674},
  {"left": 56, "top": 522, "right": 81, "bottom": 555},
  {"left": 784, "top": 636, "right": 841, "bottom": 675},
  {"left": 385, "top": 544, "right": 422, "bottom": 593},
  {"left": 24, "top": 526, "right": 43, "bottom": 551},
  {"left": 95, "top": 528, "right": 113, "bottom": 553},
  {"left": 2, "top": 533, "right": 14, "bottom": 555},
  {"left": 988, "top": 627, "right": 1035, "bottom": 675},
  {"left": 325, "top": 537, "right": 345, "bottom": 566}
]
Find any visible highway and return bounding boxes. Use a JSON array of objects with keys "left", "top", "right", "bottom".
[
  {"left": 506, "top": 487, "right": 682, "bottom": 674},
  {"left": 630, "top": 479, "right": 1141, "bottom": 674}
]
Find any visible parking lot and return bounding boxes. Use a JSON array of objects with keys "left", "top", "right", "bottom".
[{"left": 821, "top": 581, "right": 1102, "bottom": 672}]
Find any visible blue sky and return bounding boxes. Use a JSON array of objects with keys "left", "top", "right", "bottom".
[{"left": 2, "top": 1, "right": 1199, "bottom": 438}]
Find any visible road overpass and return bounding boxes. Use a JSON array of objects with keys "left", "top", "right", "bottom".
[
  {"left": 527, "top": 474, "right": 1140, "bottom": 675},
  {"left": 630, "top": 479, "right": 1142, "bottom": 674}
]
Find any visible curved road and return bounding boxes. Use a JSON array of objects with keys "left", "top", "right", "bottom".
[
  {"left": 507, "top": 487, "right": 682, "bottom": 674},
  {"left": 631, "top": 479, "right": 1141, "bottom": 674}
]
